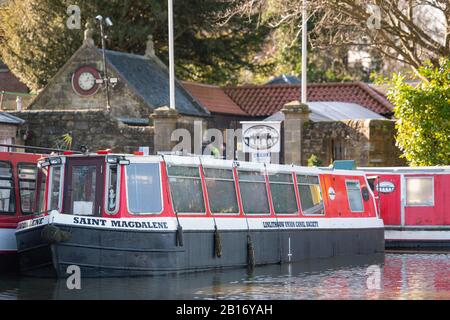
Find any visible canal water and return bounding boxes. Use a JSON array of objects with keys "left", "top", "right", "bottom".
[{"left": 0, "top": 253, "right": 449, "bottom": 300}]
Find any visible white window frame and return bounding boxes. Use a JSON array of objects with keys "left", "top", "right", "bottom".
[
  {"left": 238, "top": 169, "right": 271, "bottom": 216},
  {"left": 203, "top": 166, "right": 240, "bottom": 216},
  {"left": 345, "top": 179, "right": 365, "bottom": 213},
  {"left": 297, "top": 174, "right": 325, "bottom": 216},
  {"left": 269, "top": 172, "right": 299, "bottom": 216},
  {"left": 104, "top": 163, "right": 121, "bottom": 215},
  {"left": 166, "top": 164, "right": 207, "bottom": 215},
  {"left": 47, "top": 164, "right": 64, "bottom": 212},
  {"left": 125, "top": 161, "right": 164, "bottom": 215},
  {"left": 405, "top": 176, "right": 435, "bottom": 207}
]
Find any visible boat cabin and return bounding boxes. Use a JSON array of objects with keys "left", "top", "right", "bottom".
[
  {"left": 0, "top": 152, "right": 42, "bottom": 226},
  {"left": 37, "top": 152, "right": 379, "bottom": 220},
  {"left": 362, "top": 166, "right": 450, "bottom": 249},
  {"left": 362, "top": 167, "right": 450, "bottom": 226}
]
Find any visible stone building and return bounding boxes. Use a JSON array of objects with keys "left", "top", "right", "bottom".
[
  {"left": 183, "top": 82, "right": 405, "bottom": 166},
  {"left": 7, "top": 24, "right": 405, "bottom": 167},
  {"left": 0, "top": 60, "right": 34, "bottom": 111},
  {"left": 13, "top": 23, "right": 209, "bottom": 153},
  {"left": 0, "top": 112, "right": 26, "bottom": 150}
]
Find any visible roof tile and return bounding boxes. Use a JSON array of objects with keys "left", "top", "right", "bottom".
[
  {"left": 182, "top": 82, "right": 247, "bottom": 116},
  {"left": 224, "top": 82, "right": 394, "bottom": 117}
]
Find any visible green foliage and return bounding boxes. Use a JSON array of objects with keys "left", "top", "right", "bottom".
[
  {"left": 386, "top": 60, "right": 450, "bottom": 166},
  {"left": 0, "top": 0, "right": 270, "bottom": 91},
  {"left": 246, "top": 7, "right": 382, "bottom": 84},
  {"left": 52, "top": 132, "right": 73, "bottom": 150},
  {"left": 307, "top": 154, "right": 322, "bottom": 167}
]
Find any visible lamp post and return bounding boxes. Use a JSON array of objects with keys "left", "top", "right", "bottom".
[
  {"left": 168, "top": 0, "right": 176, "bottom": 110},
  {"left": 95, "top": 15, "right": 116, "bottom": 112},
  {"left": 301, "top": 0, "right": 307, "bottom": 104}
]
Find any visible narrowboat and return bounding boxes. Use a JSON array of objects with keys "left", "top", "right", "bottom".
[
  {"left": 362, "top": 166, "right": 450, "bottom": 250},
  {"left": 16, "top": 152, "right": 384, "bottom": 277},
  {"left": 0, "top": 151, "right": 41, "bottom": 272}
]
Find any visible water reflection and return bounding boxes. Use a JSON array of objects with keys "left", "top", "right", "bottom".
[{"left": 0, "top": 253, "right": 449, "bottom": 300}]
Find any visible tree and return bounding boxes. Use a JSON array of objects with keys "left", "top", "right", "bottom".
[
  {"left": 0, "top": 0, "right": 271, "bottom": 91},
  {"left": 386, "top": 59, "right": 450, "bottom": 166},
  {"left": 224, "top": 0, "right": 450, "bottom": 79}
]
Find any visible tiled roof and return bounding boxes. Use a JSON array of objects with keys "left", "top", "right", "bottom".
[
  {"left": 182, "top": 82, "right": 248, "bottom": 116},
  {"left": 224, "top": 82, "right": 394, "bottom": 117},
  {"left": 103, "top": 50, "right": 210, "bottom": 117},
  {"left": 0, "top": 63, "right": 29, "bottom": 93}
]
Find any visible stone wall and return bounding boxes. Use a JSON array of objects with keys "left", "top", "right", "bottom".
[
  {"left": 301, "top": 119, "right": 405, "bottom": 167},
  {"left": 367, "top": 119, "right": 405, "bottom": 166},
  {"left": 11, "top": 110, "right": 154, "bottom": 153},
  {"left": 0, "top": 123, "right": 22, "bottom": 145},
  {"left": 0, "top": 95, "right": 34, "bottom": 111}
]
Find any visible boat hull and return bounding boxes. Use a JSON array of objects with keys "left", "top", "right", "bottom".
[
  {"left": 0, "top": 228, "right": 18, "bottom": 273},
  {"left": 385, "top": 227, "right": 450, "bottom": 250},
  {"left": 17, "top": 222, "right": 384, "bottom": 278},
  {"left": 0, "top": 251, "right": 18, "bottom": 273}
]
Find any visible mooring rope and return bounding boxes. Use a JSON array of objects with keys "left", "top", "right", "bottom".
[
  {"left": 264, "top": 163, "right": 283, "bottom": 264},
  {"left": 235, "top": 161, "right": 255, "bottom": 269},
  {"left": 198, "top": 157, "right": 222, "bottom": 258},
  {"left": 161, "top": 155, "right": 183, "bottom": 247}
]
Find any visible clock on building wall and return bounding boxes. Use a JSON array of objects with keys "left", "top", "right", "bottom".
[{"left": 71, "top": 66, "right": 101, "bottom": 96}]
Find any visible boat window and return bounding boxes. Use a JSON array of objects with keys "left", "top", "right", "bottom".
[
  {"left": 297, "top": 175, "right": 324, "bottom": 215},
  {"left": 406, "top": 177, "right": 434, "bottom": 206},
  {"left": 18, "top": 163, "right": 37, "bottom": 214},
  {"left": 0, "top": 161, "right": 15, "bottom": 214},
  {"left": 49, "top": 166, "right": 62, "bottom": 211},
  {"left": 269, "top": 173, "right": 298, "bottom": 214},
  {"left": 36, "top": 168, "right": 47, "bottom": 213},
  {"left": 70, "top": 165, "right": 98, "bottom": 215},
  {"left": 167, "top": 165, "right": 205, "bottom": 213},
  {"left": 345, "top": 180, "right": 364, "bottom": 212},
  {"left": 106, "top": 164, "right": 120, "bottom": 214},
  {"left": 238, "top": 170, "right": 270, "bottom": 214},
  {"left": 203, "top": 168, "right": 239, "bottom": 214},
  {"left": 126, "top": 163, "right": 162, "bottom": 214}
]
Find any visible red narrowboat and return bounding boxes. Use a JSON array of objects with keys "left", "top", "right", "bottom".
[
  {"left": 362, "top": 167, "right": 450, "bottom": 250},
  {"left": 0, "top": 151, "right": 41, "bottom": 272},
  {"left": 16, "top": 153, "right": 384, "bottom": 277}
]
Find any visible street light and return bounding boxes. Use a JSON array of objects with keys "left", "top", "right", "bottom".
[
  {"left": 301, "top": 0, "right": 307, "bottom": 104},
  {"left": 168, "top": 0, "right": 175, "bottom": 110},
  {"left": 95, "top": 15, "right": 116, "bottom": 112}
]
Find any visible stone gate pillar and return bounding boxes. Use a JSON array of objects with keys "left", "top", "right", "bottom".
[
  {"left": 150, "top": 106, "right": 179, "bottom": 153},
  {"left": 281, "top": 100, "right": 311, "bottom": 165}
]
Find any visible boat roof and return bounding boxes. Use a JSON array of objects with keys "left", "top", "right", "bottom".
[
  {"left": 43, "top": 153, "right": 367, "bottom": 176},
  {"left": 359, "top": 166, "right": 450, "bottom": 174}
]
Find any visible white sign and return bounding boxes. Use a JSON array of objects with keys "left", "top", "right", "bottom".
[
  {"left": 251, "top": 151, "right": 271, "bottom": 164},
  {"left": 328, "top": 187, "right": 336, "bottom": 200},
  {"left": 139, "top": 146, "right": 150, "bottom": 155},
  {"left": 241, "top": 121, "right": 281, "bottom": 153},
  {"left": 376, "top": 181, "right": 395, "bottom": 194}
]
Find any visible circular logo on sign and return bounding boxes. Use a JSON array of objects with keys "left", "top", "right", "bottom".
[
  {"left": 328, "top": 187, "right": 336, "bottom": 200},
  {"left": 243, "top": 125, "right": 279, "bottom": 151},
  {"left": 376, "top": 181, "right": 395, "bottom": 194}
]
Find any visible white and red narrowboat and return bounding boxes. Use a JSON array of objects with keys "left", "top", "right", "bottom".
[
  {"left": 0, "top": 151, "right": 41, "bottom": 272},
  {"left": 16, "top": 152, "right": 384, "bottom": 277},
  {"left": 362, "top": 166, "right": 450, "bottom": 250}
]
